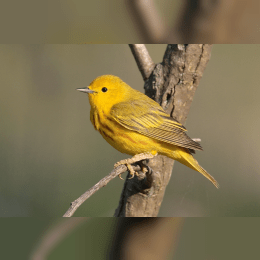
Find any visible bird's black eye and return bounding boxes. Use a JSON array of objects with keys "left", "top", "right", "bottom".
[{"left": 102, "top": 87, "right": 108, "bottom": 92}]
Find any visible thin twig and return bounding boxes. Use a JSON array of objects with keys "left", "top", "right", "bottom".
[
  {"left": 63, "top": 164, "right": 142, "bottom": 217},
  {"left": 129, "top": 44, "right": 155, "bottom": 80},
  {"left": 126, "top": 0, "right": 168, "bottom": 43},
  {"left": 30, "top": 218, "right": 87, "bottom": 260}
]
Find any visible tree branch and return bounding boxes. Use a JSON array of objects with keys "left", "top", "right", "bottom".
[
  {"left": 114, "top": 44, "right": 212, "bottom": 217},
  {"left": 129, "top": 44, "right": 155, "bottom": 80},
  {"left": 63, "top": 164, "right": 142, "bottom": 217},
  {"left": 126, "top": 0, "right": 168, "bottom": 43},
  {"left": 30, "top": 218, "right": 86, "bottom": 260}
]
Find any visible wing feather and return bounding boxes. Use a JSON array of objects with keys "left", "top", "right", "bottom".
[{"left": 110, "top": 99, "right": 202, "bottom": 151}]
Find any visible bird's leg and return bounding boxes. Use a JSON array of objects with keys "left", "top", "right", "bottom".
[
  {"left": 136, "top": 159, "right": 153, "bottom": 175},
  {"left": 138, "top": 161, "right": 148, "bottom": 174},
  {"left": 114, "top": 151, "right": 158, "bottom": 179}
]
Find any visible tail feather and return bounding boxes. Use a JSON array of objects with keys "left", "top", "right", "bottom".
[{"left": 177, "top": 150, "right": 219, "bottom": 189}]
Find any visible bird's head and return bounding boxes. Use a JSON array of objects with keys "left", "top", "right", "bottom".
[{"left": 77, "top": 75, "right": 132, "bottom": 112}]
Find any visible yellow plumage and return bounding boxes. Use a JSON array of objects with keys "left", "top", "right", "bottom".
[{"left": 78, "top": 75, "right": 219, "bottom": 188}]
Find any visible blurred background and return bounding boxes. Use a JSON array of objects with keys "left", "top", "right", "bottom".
[
  {"left": 1, "top": 44, "right": 260, "bottom": 217},
  {"left": 0, "top": 0, "right": 180, "bottom": 43},
  {"left": 1, "top": 217, "right": 259, "bottom": 259},
  {"left": 1, "top": 0, "right": 259, "bottom": 43}
]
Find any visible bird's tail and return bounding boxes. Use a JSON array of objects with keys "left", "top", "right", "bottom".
[{"left": 176, "top": 149, "right": 219, "bottom": 189}]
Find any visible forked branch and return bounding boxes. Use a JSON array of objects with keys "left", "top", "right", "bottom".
[{"left": 63, "top": 44, "right": 212, "bottom": 217}]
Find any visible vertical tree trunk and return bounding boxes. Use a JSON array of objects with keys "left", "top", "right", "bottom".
[
  {"left": 114, "top": 44, "right": 212, "bottom": 217},
  {"left": 109, "top": 218, "right": 184, "bottom": 260}
]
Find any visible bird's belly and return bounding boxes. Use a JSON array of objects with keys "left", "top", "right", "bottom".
[{"left": 99, "top": 125, "right": 157, "bottom": 156}]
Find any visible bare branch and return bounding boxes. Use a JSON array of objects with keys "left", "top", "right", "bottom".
[
  {"left": 63, "top": 164, "right": 143, "bottom": 217},
  {"left": 126, "top": 0, "right": 168, "bottom": 43},
  {"left": 30, "top": 218, "right": 86, "bottom": 260},
  {"left": 129, "top": 44, "right": 155, "bottom": 80}
]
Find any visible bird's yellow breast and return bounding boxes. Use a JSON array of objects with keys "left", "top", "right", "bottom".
[{"left": 91, "top": 108, "right": 159, "bottom": 155}]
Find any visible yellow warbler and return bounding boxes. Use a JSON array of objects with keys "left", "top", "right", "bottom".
[{"left": 78, "top": 75, "right": 219, "bottom": 188}]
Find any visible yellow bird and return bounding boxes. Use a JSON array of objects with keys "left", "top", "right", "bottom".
[{"left": 78, "top": 75, "right": 219, "bottom": 188}]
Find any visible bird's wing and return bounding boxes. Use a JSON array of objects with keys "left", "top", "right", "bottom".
[{"left": 110, "top": 99, "right": 202, "bottom": 151}]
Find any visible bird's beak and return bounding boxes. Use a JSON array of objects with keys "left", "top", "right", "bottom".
[{"left": 77, "top": 87, "right": 95, "bottom": 94}]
